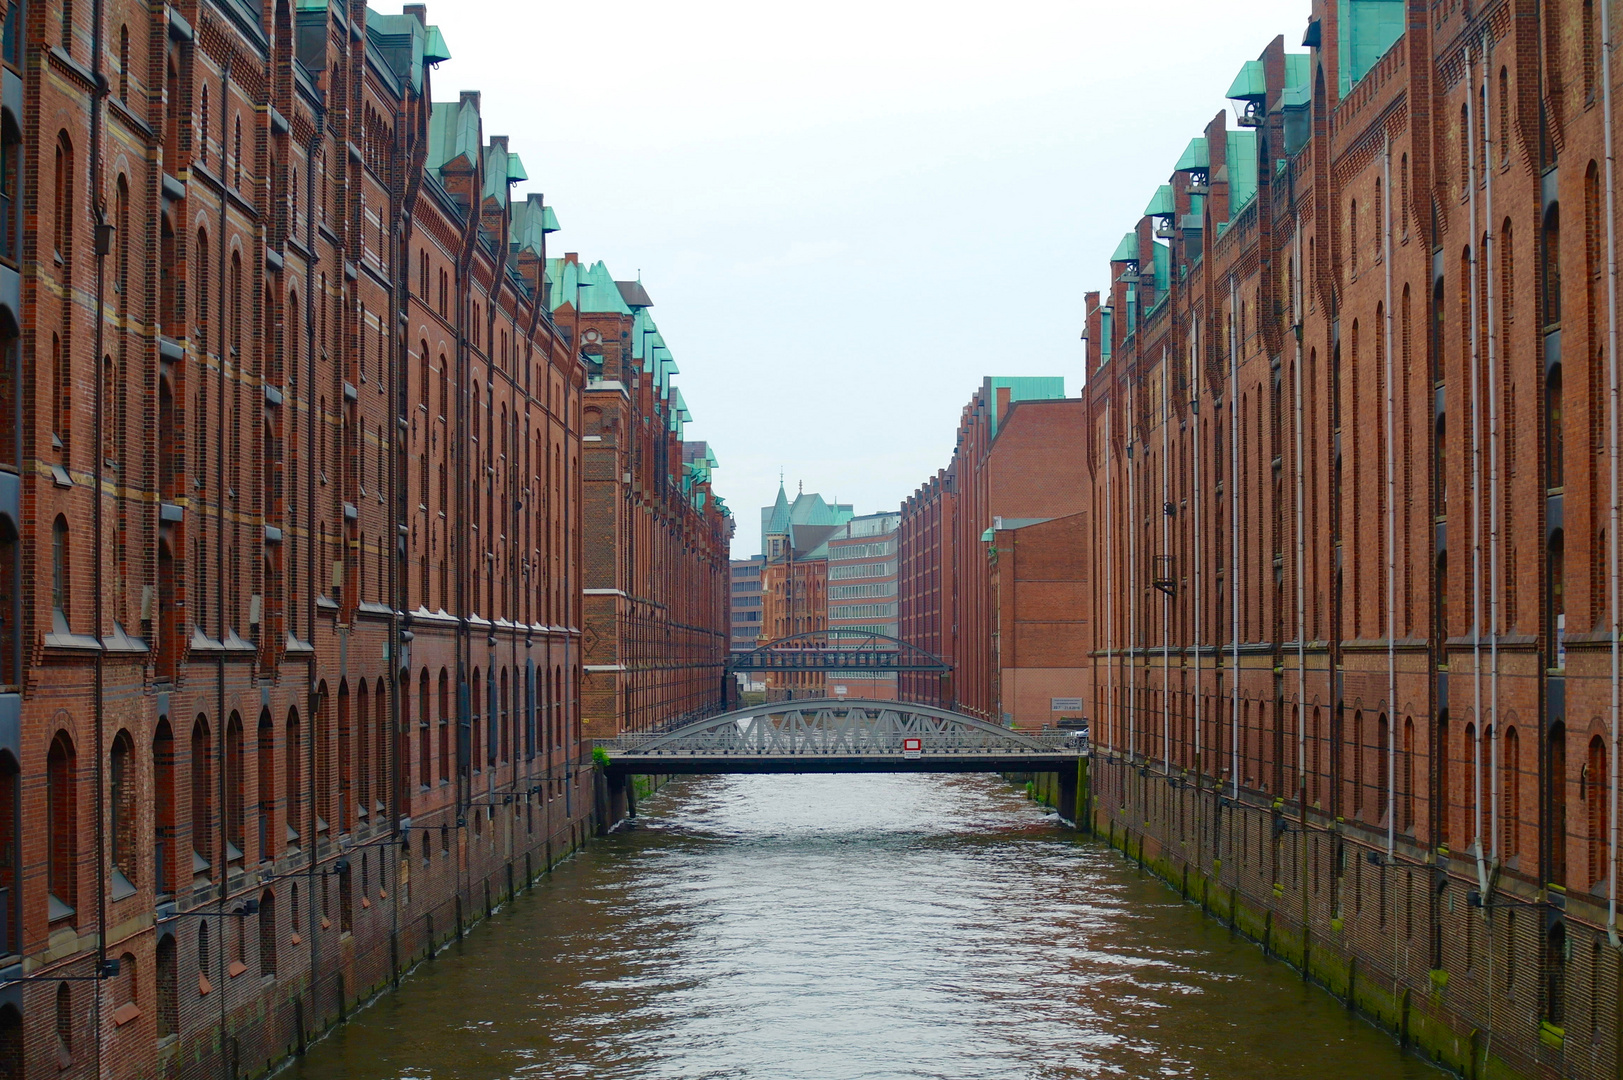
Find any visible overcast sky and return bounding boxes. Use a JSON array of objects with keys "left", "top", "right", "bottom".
[{"left": 423, "top": 0, "right": 1309, "bottom": 555}]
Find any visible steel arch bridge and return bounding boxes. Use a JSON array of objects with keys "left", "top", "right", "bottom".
[{"left": 594, "top": 699, "right": 1085, "bottom": 776}]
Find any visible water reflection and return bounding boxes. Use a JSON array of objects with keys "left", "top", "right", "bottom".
[{"left": 294, "top": 772, "right": 1436, "bottom": 1080}]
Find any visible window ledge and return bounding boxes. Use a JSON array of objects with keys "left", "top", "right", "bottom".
[
  {"left": 112, "top": 1003, "right": 141, "bottom": 1027},
  {"left": 110, "top": 869, "right": 136, "bottom": 902},
  {"left": 44, "top": 631, "right": 102, "bottom": 652}
]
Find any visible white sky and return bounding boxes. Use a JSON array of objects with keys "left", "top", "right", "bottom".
[{"left": 422, "top": 0, "right": 1310, "bottom": 555}]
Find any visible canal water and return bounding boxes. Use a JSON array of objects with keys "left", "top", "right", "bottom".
[{"left": 291, "top": 773, "right": 1438, "bottom": 1080}]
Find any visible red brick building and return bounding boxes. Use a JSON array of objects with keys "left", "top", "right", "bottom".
[
  {"left": 572, "top": 270, "right": 733, "bottom": 737},
  {"left": 895, "top": 378, "right": 1068, "bottom": 721},
  {"left": 1071, "top": 3, "right": 1623, "bottom": 1075},
  {"left": 758, "top": 485, "right": 850, "bottom": 699},
  {"left": 0, "top": 0, "right": 722, "bottom": 1074},
  {"left": 898, "top": 469, "right": 956, "bottom": 707}
]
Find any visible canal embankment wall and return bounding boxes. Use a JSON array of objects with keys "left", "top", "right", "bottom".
[
  {"left": 221, "top": 802, "right": 595, "bottom": 1080},
  {"left": 1075, "top": 756, "right": 1623, "bottom": 1080}
]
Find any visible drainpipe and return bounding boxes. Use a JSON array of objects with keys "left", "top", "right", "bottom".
[
  {"left": 1191, "top": 323, "right": 1202, "bottom": 792},
  {"left": 1384, "top": 136, "right": 1399, "bottom": 864},
  {"left": 1229, "top": 276, "right": 1240, "bottom": 799},
  {"left": 1601, "top": 0, "right": 1621, "bottom": 948},
  {"left": 1483, "top": 35, "right": 1503, "bottom": 878},
  {"left": 87, "top": 0, "right": 108, "bottom": 1057},
  {"left": 302, "top": 104, "right": 326, "bottom": 1023},
  {"left": 1127, "top": 376, "right": 1137, "bottom": 763},
  {"left": 1296, "top": 219, "right": 1307, "bottom": 818},
  {"left": 1106, "top": 400, "right": 1115, "bottom": 756},
  {"left": 214, "top": 55, "right": 232, "bottom": 1060},
  {"left": 1161, "top": 347, "right": 1170, "bottom": 776},
  {"left": 1465, "top": 50, "right": 1489, "bottom": 893}
]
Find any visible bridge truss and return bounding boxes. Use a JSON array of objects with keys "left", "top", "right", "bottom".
[{"left": 596, "top": 698, "right": 1084, "bottom": 775}]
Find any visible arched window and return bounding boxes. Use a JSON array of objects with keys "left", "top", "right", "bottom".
[
  {"left": 470, "top": 668, "right": 482, "bottom": 776},
  {"left": 1547, "top": 921, "right": 1567, "bottom": 1025},
  {"left": 0, "top": 1003, "right": 19, "bottom": 1078},
  {"left": 190, "top": 717, "right": 212, "bottom": 883},
  {"left": 46, "top": 731, "right": 76, "bottom": 920},
  {"left": 258, "top": 890, "right": 276, "bottom": 977},
  {"left": 1399, "top": 153, "right": 1409, "bottom": 237},
  {"left": 152, "top": 720, "right": 175, "bottom": 895},
  {"left": 1583, "top": 0, "right": 1598, "bottom": 101},
  {"left": 1586, "top": 735, "right": 1609, "bottom": 887},
  {"left": 1349, "top": 199, "right": 1358, "bottom": 277},
  {"left": 197, "top": 85, "right": 208, "bottom": 168},
  {"left": 1402, "top": 716, "right": 1415, "bottom": 832},
  {"left": 110, "top": 730, "right": 136, "bottom": 893},
  {"left": 1550, "top": 723, "right": 1568, "bottom": 884},
  {"left": 438, "top": 669, "right": 450, "bottom": 783},
  {"left": 196, "top": 921, "right": 210, "bottom": 990},
  {"left": 155, "top": 934, "right": 177, "bottom": 1037},
  {"left": 500, "top": 667, "right": 509, "bottom": 764},
  {"left": 194, "top": 227, "right": 209, "bottom": 356},
  {"left": 51, "top": 514, "right": 69, "bottom": 631},
  {"left": 55, "top": 982, "right": 71, "bottom": 1063},
  {"left": 418, "top": 668, "right": 430, "bottom": 790},
  {"left": 1499, "top": 68, "right": 1510, "bottom": 166},
  {"left": 1503, "top": 726, "right": 1521, "bottom": 856},
  {"left": 224, "top": 714, "right": 243, "bottom": 865},
  {"left": 0, "top": 751, "right": 13, "bottom": 954},
  {"left": 285, "top": 709, "right": 301, "bottom": 851},
  {"left": 1459, "top": 104, "right": 1470, "bottom": 195},
  {"left": 257, "top": 711, "right": 274, "bottom": 863},
  {"left": 357, "top": 680, "right": 370, "bottom": 824},
  {"left": 314, "top": 685, "right": 330, "bottom": 835},
  {"left": 1544, "top": 203, "right": 1562, "bottom": 327},
  {"left": 53, "top": 132, "right": 72, "bottom": 260},
  {"left": 375, "top": 678, "right": 388, "bottom": 820},
  {"left": 1376, "top": 714, "right": 1391, "bottom": 822},
  {"left": 1438, "top": 713, "right": 1452, "bottom": 846},
  {"left": 337, "top": 682, "right": 351, "bottom": 834}
]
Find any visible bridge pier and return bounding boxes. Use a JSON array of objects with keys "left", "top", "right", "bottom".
[{"left": 596, "top": 770, "right": 633, "bottom": 835}]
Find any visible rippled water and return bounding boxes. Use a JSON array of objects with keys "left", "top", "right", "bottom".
[{"left": 292, "top": 773, "right": 1437, "bottom": 1079}]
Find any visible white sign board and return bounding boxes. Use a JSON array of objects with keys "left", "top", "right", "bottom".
[
  {"left": 1051, "top": 697, "right": 1084, "bottom": 712},
  {"left": 902, "top": 737, "right": 922, "bottom": 759}
]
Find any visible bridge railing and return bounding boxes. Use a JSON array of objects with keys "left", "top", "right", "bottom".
[{"left": 595, "top": 729, "right": 1084, "bottom": 758}]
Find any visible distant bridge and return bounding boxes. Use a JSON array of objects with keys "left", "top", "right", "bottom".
[
  {"left": 726, "top": 630, "right": 950, "bottom": 673},
  {"left": 594, "top": 698, "right": 1085, "bottom": 776}
]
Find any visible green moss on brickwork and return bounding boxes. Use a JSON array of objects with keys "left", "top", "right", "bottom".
[{"left": 1092, "top": 806, "right": 1534, "bottom": 1080}]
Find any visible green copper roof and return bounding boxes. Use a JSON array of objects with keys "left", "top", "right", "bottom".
[
  {"left": 988, "top": 376, "right": 1066, "bottom": 438},
  {"left": 540, "top": 206, "right": 560, "bottom": 233},
  {"left": 1174, "top": 137, "right": 1209, "bottom": 173},
  {"left": 1145, "top": 184, "right": 1174, "bottom": 218},
  {"left": 1110, "top": 232, "right": 1139, "bottom": 262},
  {"left": 1228, "top": 59, "right": 1267, "bottom": 101},
  {"left": 423, "top": 24, "right": 451, "bottom": 63},
  {"left": 1226, "top": 129, "right": 1259, "bottom": 216},
  {"left": 481, "top": 142, "right": 515, "bottom": 205},
  {"left": 510, "top": 195, "right": 547, "bottom": 255},
  {"left": 1338, "top": 0, "right": 1404, "bottom": 96},
  {"left": 547, "top": 259, "right": 633, "bottom": 315},
  {"left": 364, "top": 11, "right": 436, "bottom": 94},
  {"left": 1286, "top": 53, "right": 1311, "bottom": 92},
  {"left": 427, "top": 97, "right": 480, "bottom": 173},
  {"left": 580, "top": 261, "right": 632, "bottom": 315}
]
